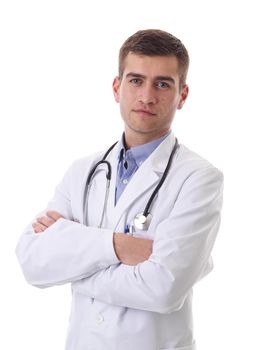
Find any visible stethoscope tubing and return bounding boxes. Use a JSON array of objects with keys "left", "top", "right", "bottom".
[
  {"left": 142, "top": 138, "right": 178, "bottom": 217},
  {"left": 83, "top": 138, "right": 178, "bottom": 228}
]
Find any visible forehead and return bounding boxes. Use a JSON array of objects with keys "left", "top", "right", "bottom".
[{"left": 122, "top": 53, "right": 180, "bottom": 78}]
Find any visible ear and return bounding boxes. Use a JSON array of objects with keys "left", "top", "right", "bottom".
[
  {"left": 177, "top": 84, "right": 189, "bottom": 110},
  {"left": 112, "top": 77, "right": 120, "bottom": 103}
]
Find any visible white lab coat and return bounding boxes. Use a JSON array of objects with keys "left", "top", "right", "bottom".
[{"left": 16, "top": 132, "right": 223, "bottom": 350}]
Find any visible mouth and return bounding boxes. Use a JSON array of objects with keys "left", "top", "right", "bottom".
[{"left": 133, "top": 109, "right": 156, "bottom": 116}]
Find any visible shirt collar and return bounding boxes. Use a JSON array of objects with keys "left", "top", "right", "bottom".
[{"left": 118, "top": 131, "right": 171, "bottom": 167}]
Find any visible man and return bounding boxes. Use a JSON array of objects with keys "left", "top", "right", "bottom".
[{"left": 16, "top": 29, "right": 223, "bottom": 350}]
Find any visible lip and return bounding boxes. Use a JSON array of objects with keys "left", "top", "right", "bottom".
[{"left": 133, "top": 109, "right": 156, "bottom": 116}]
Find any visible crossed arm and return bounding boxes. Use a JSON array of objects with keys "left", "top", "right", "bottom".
[
  {"left": 33, "top": 211, "right": 153, "bottom": 266},
  {"left": 17, "top": 165, "right": 223, "bottom": 313}
]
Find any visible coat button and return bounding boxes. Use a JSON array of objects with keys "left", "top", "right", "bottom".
[
  {"left": 96, "top": 314, "right": 104, "bottom": 324},
  {"left": 123, "top": 179, "right": 128, "bottom": 185}
]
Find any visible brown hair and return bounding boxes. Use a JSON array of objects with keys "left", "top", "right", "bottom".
[{"left": 119, "top": 29, "right": 189, "bottom": 90}]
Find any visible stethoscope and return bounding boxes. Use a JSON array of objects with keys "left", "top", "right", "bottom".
[{"left": 83, "top": 138, "right": 178, "bottom": 231}]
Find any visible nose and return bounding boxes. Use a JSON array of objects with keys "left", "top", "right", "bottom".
[{"left": 138, "top": 84, "right": 158, "bottom": 105}]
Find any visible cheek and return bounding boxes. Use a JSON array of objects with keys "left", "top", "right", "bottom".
[
  {"left": 159, "top": 96, "right": 177, "bottom": 112},
  {"left": 119, "top": 94, "right": 131, "bottom": 116},
  {"left": 119, "top": 89, "right": 134, "bottom": 107},
  {"left": 169, "top": 94, "right": 181, "bottom": 110}
]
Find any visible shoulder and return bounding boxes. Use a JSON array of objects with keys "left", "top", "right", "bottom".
[
  {"left": 176, "top": 143, "right": 223, "bottom": 177},
  {"left": 169, "top": 144, "right": 224, "bottom": 209},
  {"left": 171, "top": 144, "right": 224, "bottom": 192},
  {"left": 67, "top": 149, "right": 105, "bottom": 175}
]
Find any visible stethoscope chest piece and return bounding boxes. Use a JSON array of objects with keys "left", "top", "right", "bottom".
[{"left": 133, "top": 212, "right": 153, "bottom": 230}]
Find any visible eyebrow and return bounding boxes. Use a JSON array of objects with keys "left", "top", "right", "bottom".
[{"left": 125, "top": 72, "right": 175, "bottom": 84}]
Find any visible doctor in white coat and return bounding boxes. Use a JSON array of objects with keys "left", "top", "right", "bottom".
[{"left": 16, "top": 29, "right": 223, "bottom": 350}]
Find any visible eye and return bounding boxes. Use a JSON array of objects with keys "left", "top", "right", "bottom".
[
  {"left": 156, "top": 81, "right": 170, "bottom": 89},
  {"left": 129, "top": 78, "right": 142, "bottom": 86}
]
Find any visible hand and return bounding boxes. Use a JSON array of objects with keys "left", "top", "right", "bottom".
[
  {"left": 32, "top": 211, "right": 64, "bottom": 234},
  {"left": 113, "top": 233, "right": 153, "bottom": 266}
]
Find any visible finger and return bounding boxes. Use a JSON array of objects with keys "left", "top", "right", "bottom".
[
  {"left": 36, "top": 216, "right": 55, "bottom": 228},
  {"left": 32, "top": 222, "right": 46, "bottom": 234},
  {"left": 46, "top": 211, "right": 64, "bottom": 221}
]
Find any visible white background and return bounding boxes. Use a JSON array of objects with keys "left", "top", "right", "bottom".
[{"left": 1, "top": 0, "right": 262, "bottom": 349}]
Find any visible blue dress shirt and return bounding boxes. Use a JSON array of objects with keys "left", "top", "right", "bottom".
[{"left": 115, "top": 132, "right": 170, "bottom": 204}]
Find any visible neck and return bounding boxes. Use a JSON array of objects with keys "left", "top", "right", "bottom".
[{"left": 124, "top": 129, "right": 171, "bottom": 149}]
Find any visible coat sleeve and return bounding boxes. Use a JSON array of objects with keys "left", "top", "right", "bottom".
[
  {"left": 15, "top": 161, "right": 119, "bottom": 288},
  {"left": 72, "top": 166, "right": 224, "bottom": 314}
]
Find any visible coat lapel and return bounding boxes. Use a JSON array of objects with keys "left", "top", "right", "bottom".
[{"left": 105, "top": 132, "right": 176, "bottom": 230}]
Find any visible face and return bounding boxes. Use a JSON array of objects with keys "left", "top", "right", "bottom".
[{"left": 113, "top": 53, "right": 189, "bottom": 147}]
